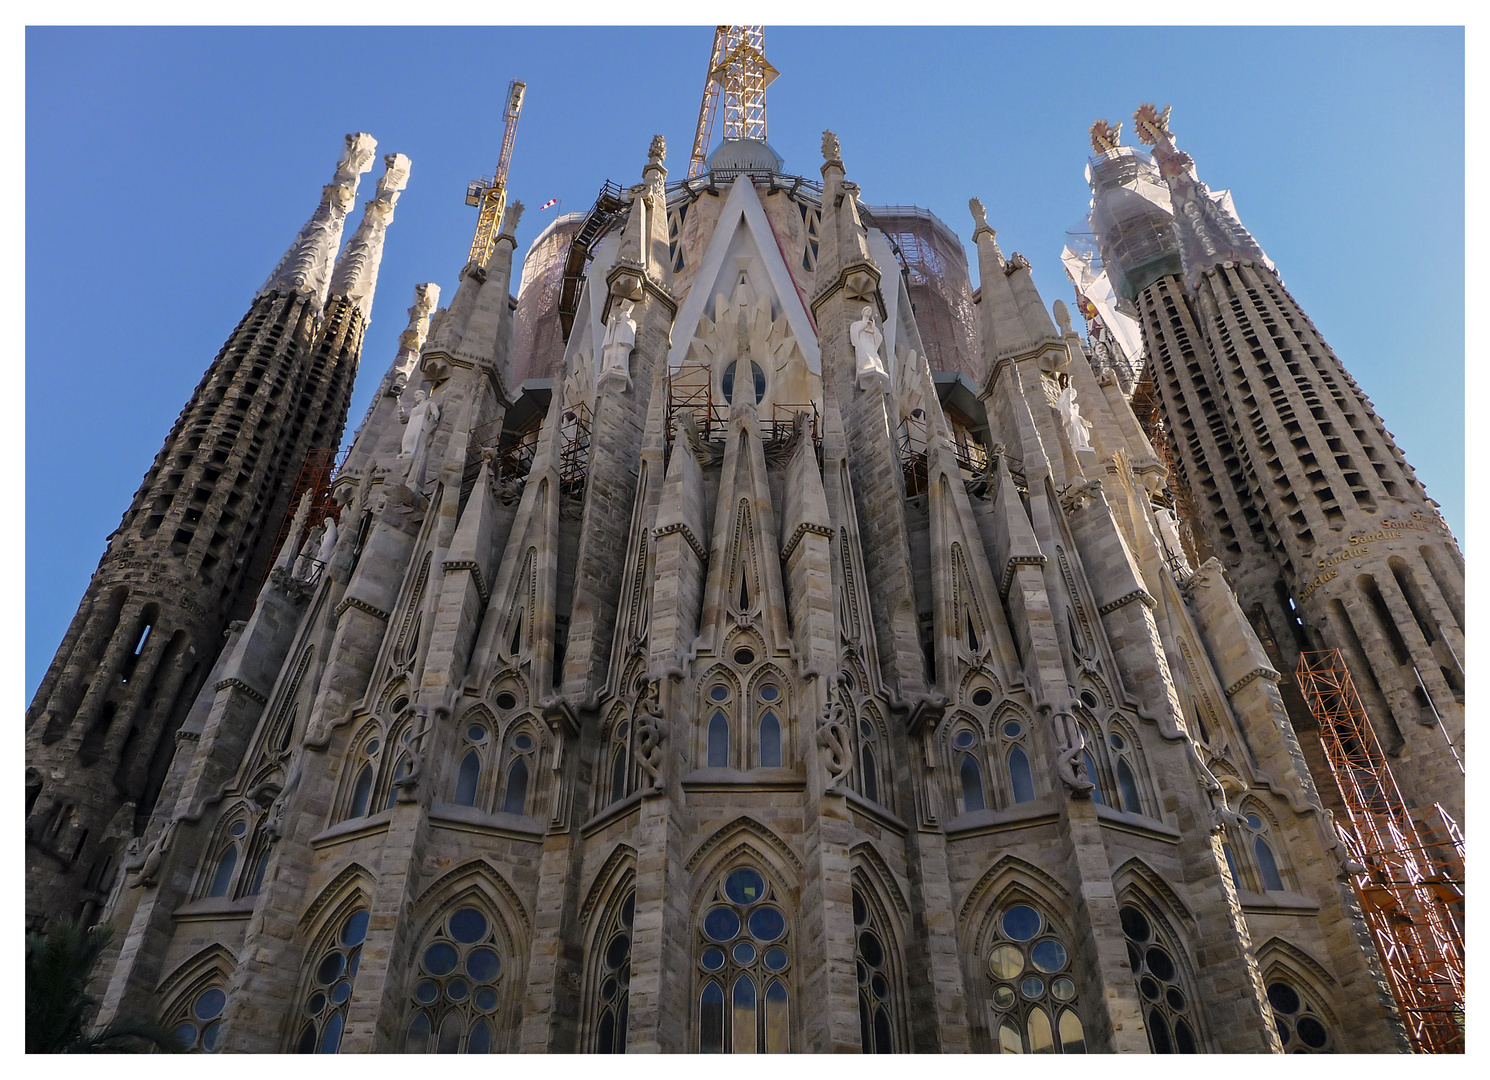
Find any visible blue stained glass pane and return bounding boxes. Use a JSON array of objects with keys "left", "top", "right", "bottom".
[
  {"left": 202, "top": 1021, "right": 222, "bottom": 1052},
  {"left": 764, "top": 947, "right": 788, "bottom": 971},
  {"left": 708, "top": 711, "right": 729, "bottom": 768},
  {"left": 502, "top": 759, "right": 528, "bottom": 815},
  {"left": 1255, "top": 837, "right": 1285, "bottom": 891},
  {"left": 316, "top": 952, "right": 344, "bottom": 985},
  {"left": 702, "top": 947, "right": 726, "bottom": 971},
  {"left": 415, "top": 980, "right": 438, "bottom": 1004},
  {"left": 699, "top": 982, "right": 724, "bottom": 1053},
  {"left": 318, "top": 1011, "right": 344, "bottom": 1054},
  {"left": 960, "top": 754, "right": 985, "bottom": 812},
  {"left": 725, "top": 868, "right": 765, "bottom": 904},
  {"left": 332, "top": 979, "right": 352, "bottom": 1004},
  {"left": 734, "top": 941, "right": 757, "bottom": 964},
  {"left": 341, "top": 909, "right": 370, "bottom": 946},
  {"left": 1002, "top": 905, "right": 1042, "bottom": 941},
  {"left": 207, "top": 845, "right": 238, "bottom": 898},
  {"left": 748, "top": 905, "right": 786, "bottom": 942},
  {"left": 1116, "top": 759, "right": 1142, "bottom": 814},
  {"left": 703, "top": 906, "right": 741, "bottom": 942},
  {"left": 454, "top": 752, "right": 481, "bottom": 806},
  {"left": 423, "top": 942, "right": 458, "bottom": 976},
  {"left": 247, "top": 848, "right": 270, "bottom": 895},
  {"left": 468, "top": 1019, "right": 491, "bottom": 1054},
  {"left": 759, "top": 712, "right": 782, "bottom": 768},
  {"left": 450, "top": 907, "right": 487, "bottom": 943},
  {"left": 1031, "top": 939, "right": 1068, "bottom": 973},
  {"left": 1009, "top": 747, "right": 1036, "bottom": 803},
  {"left": 446, "top": 979, "right": 469, "bottom": 1002},
  {"left": 475, "top": 987, "right": 499, "bottom": 1011},
  {"left": 348, "top": 763, "right": 373, "bottom": 819},
  {"left": 194, "top": 988, "right": 226, "bottom": 1020},
  {"left": 406, "top": 1012, "right": 430, "bottom": 1053},
  {"left": 466, "top": 947, "right": 500, "bottom": 982},
  {"left": 173, "top": 1022, "right": 197, "bottom": 1050}
]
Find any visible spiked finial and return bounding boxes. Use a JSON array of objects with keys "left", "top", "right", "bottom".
[
  {"left": 649, "top": 134, "right": 667, "bottom": 167},
  {"left": 499, "top": 200, "right": 524, "bottom": 240}
]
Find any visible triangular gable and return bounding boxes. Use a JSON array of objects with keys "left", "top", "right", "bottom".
[{"left": 667, "top": 177, "right": 820, "bottom": 373}]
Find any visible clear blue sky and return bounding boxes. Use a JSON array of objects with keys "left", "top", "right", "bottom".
[{"left": 25, "top": 26, "right": 1464, "bottom": 699}]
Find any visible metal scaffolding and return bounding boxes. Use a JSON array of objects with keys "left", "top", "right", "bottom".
[
  {"left": 1294, "top": 650, "right": 1465, "bottom": 1054},
  {"left": 865, "top": 205, "right": 980, "bottom": 379},
  {"left": 257, "top": 448, "right": 346, "bottom": 599},
  {"left": 689, "top": 26, "right": 778, "bottom": 178},
  {"left": 663, "top": 363, "right": 820, "bottom": 470}
]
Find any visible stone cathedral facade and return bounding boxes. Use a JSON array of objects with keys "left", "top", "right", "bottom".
[{"left": 30, "top": 104, "right": 1460, "bottom": 1054}]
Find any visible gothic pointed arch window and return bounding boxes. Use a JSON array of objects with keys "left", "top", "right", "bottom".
[
  {"left": 852, "top": 879, "right": 905, "bottom": 1053},
  {"left": 703, "top": 676, "right": 735, "bottom": 769},
  {"left": 856, "top": 704, "right": 890, "bottom": 809},
  {"left": 338, "top": 726, "right": 383, "bottom": 822},
  {"left": 451, "top": 712, "right": 493, "bottom": 808},
  {"left": 1264, "top": 971, "right": 1336, "bottom": 1052},
  {"left": 198, "top": 809, "right": 254, "bottom": 900},
  {"left": 162, "top": 973, "right": 231, "bottom": 1053},
  {"left": 499, "top": 723, "right": 538, "bottom": 816},
  {"left": 294, "top": 904, "right": 370, "bottom": 1053},
  {"left": 985, "top": 899, "right": 1085, "bottom": 1054},
  {"left": 1235, "top": 802, "right": 1289, "bottom": 893},
  {"left": 695, "top": 864, "right": 792, "bottom": 1052},
  {"left": 1118, "top": 900, "right": 1205, "bottom": 1053},
  {"left": 996, "top": 711, "right": 1037, "bottom": 805},
  {"left": 1103, "top": 718, "right": 1148, "bottom": 816},
  {"left": 404, "top": 901, "right": 508, "bottom": 1053},
  {"left": 603, "top": 703, "right": 633, "bottom": 808},
  {"left": 587, "top": 883, "right": 636, "bottom": 1052},
  {"left": 754, "top": 677, "right": 784, "bottom": 769}
]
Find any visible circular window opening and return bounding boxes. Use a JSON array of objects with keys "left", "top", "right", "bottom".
[
  {"left": 972, "top": 688, "right": 994, "bottom": 707},
  {"left": 495, "top": 692, "right": 518, "bottom": 711},
  {"left": 722, "top": 360, "right": 766, "bottom": 405},
  {"left": 1080, "top": 690, "right": 1100, "bottom": 708},
  {"left": 760, "top": 684, "right": 779, "bottom": 702},
  {"left": 733, "top": 647, "right": 756, "bottom": 666},
  {"left": 710, "top": 685, "right": 730, "bottom": 703}
]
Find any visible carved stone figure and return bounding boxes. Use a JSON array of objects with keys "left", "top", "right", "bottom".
[
  {"left": 599, "top": 299, "right": 638, "bottom": 390},
  {"left": 125, "top": 818, "right": 179, "bottom": 888},
  {"left": 821, "top": 130, "right": 841, "bottom": 163},
  {"left": 648, "top": 134, "right": 667, "bottom": 166},
  {"left": 1154, "top": 507, "right": 1191, "bottom": 572},
  {"left": 634, "top": 680, "right": 666, "bottom": 792},
  {"left": 1050, "top": 708, "right": 1096, "bottom": 798},
  {"left": 315, "top": 516, "right": 338, "bottom": 566},
  {"left": 292, "top": 525, "right": 323, "bottom": 583},
  {"left": 266, "top": 751, "right": 304, "bottom": 841},
  {"left": 399, "top": 388, "right": 440, "bottom": 459},
  {"left": 849, "top": 306, "right": 888, "bottom": 391},
  {"left": 1057, "top": 385, "right": 1094, "bottom": 453}
]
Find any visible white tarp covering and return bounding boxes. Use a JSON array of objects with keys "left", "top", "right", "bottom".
[{"left": 1060, "top": 239, "right": 1145, "bottom": 365}]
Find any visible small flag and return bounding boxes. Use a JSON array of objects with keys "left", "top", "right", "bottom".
[{"left": 538, "top": 198, "right": 559, "bottom": 210}]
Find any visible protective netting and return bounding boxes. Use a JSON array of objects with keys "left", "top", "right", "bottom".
[
  {"left": 1060, "top": 231, "right": 1144, "bottom": 388},
  {"left": 866, "top": 205, "right": 980, "bottom": 378},
  {"left": 1084, "top": 148, "right": 1181, "bottom": 302},
  {"left": 512, "top": 212, "right": 584, "bottom": 384}
]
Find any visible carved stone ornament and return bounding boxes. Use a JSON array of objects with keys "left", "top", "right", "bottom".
[
  {"left": 1053, "top": 299, "right": 1073, "bottom": 335},
  {"left": 815, "top": 676, "right": 853, "bottom": 789},
  {"left": 821, "top": 129, "right": 842, "bottom": 164},
  {"left": 633, "top": 680, "right": 667, "bottom": 792},
  {"left": 648, "top": 134, "right": 667, "bottom": 167}
]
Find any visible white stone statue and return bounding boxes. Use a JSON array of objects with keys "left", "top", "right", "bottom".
[
  {"left": 293, "top": 526, "right": 323, "bottom": 582},
  {"left": 315, "top": 516, "right": 338, "bottom": 565},
  {"left": 1154, "top": 507, "right": 1191, "bottom": 572},
  {"left": 399, "top": 388, "right": 440, "bottom": 460},
  {"left": 849, "top": 305, "right": 889, "bottom": 391},
  {"left": 599, "top": 299, "right": 638, "bottom": 390},
  {"left": 1057, "top": 385, "right": 1094, "bottom": 453}
]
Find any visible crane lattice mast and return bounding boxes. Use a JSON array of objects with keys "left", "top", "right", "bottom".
[
  {"left": 465, "top": 80, "right": 527, "bottom": 267},
  {"left": 688, "top": 26, "right": 778, "bottom": 178}
]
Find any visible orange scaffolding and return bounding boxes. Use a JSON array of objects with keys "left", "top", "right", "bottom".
[
  {"left": 257, "top": 448, "right": 346, "bottom": 598},
  {"left": 663, "top": 363, "right": 819, "bottom": 469},
  {"left": 1294, "top": 650, "right": 1464, "bottom": 1054}
]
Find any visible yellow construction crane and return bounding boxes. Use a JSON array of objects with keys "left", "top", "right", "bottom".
[
  {"left": 464, "top": 79, "right": 526, "bottom": 267},
  {"left": 688, "top": 27, "right": 778, "bottom": 178}
]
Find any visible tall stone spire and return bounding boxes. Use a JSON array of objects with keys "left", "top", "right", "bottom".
[
  {"left": 260, "top": 132, "right": 377, "bottom": 304},
  {"left": 329, "top": 152, "right": 411, "bottom": 320},
  {"left": 1131, "top": 104, "right": 1271, "bottom": 287}
]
